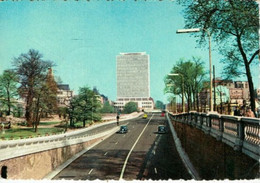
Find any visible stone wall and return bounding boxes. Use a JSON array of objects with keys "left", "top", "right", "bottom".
[{"left": 0, "top": 138, "right": 102, "bottom": 179}]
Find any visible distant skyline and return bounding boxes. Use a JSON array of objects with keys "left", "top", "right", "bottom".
[{"left": 0, "top": 1, "right": 259, "bottom": 103}]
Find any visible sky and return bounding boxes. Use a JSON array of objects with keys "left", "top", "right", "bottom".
[{"left": 0, "top": 0, "right": 259, "bottom": 103}]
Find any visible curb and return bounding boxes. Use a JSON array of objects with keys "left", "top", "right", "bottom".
[{"left": 166, "top": 113, "right": 201, "bottom": 180}]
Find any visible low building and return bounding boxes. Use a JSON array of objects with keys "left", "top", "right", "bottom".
[
  {"left": 57, "top": 84, "right": 74, "bottom": 107},
  {"left": 114, "top": 97, "right": 154, "bottom": 111}
]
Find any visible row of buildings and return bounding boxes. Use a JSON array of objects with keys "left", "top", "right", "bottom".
[{"left": 169, "top": 77, "right": 259, "bottom": 114}]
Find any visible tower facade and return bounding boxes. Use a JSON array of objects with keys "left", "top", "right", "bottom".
[{"left": 115, "top": 52, "right": 153, "bottom": 111}]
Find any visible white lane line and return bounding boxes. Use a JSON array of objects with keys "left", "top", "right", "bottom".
[
  {"left": 123, "top": 135, "right": 126, "bottom": 137},
  {"left": 88, "top": 169, "right": 93, "bottom": 175},
  {"left": 154, "top": 168, "right": 157, "bottom": 174},
  {"left": 104, "top": 152, "right": 108, "bottom": 156},
  {"left": 119, "top": 114, "right": 154, "bottom": 180},
  {"left": 115, "top": 142, "right": 118, "bottom": 145}
]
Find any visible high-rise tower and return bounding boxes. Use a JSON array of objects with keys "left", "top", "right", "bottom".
[{"left": 115, "top": 52, "right": 153, "bottom": 111}]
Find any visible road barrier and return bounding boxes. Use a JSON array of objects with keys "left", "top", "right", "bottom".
[{"left": 169, "top": 112, "right": 260, "bottom": 161}]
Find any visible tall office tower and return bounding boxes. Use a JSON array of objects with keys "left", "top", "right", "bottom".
[{"left": 115, "top": 52, "right": 154, "bottom": 111}]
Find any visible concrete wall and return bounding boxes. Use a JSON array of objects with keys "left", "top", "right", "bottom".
[
  {"left": 0, "top": 138, "right": 100, "bottom": 179},
  {"left": 0, "top": 127, "right": 118, "bottom": 179}
]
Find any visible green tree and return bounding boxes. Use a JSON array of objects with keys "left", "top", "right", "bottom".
[
  {"left": 0, "top": 70, "right": 19, "bottom": 115},
  {"left": 165, "top": 57, "right": 206, "bottom": 111},
  {"left": 32, "top": 68, "right": 58, "bottom": 132},
  {"left": 177, "top": 0, "right": 259, "bottom": 114},
  {"left": 13, "top": 49, "right": 54, "bottom": 126},
  {"left": 155, "top": 100, "right": 164, "bottom": 110},
  {"left": 99, "top": 101, "right": 114, "bottom": 113},
  {"left": 68, "top": 86, "right": 101, "bottom": 127},
  {"left": 123, "top": 102, "right": 138, "bottom": 114}
]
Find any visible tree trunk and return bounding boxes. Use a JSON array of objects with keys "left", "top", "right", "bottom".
[
  {"left": 7, "top": 88, "right": 11, "bottom": 116},
  {"left": 237, "top": 36, "right": 256, "bottom": 116},
  {"left": 25, "top": 88, "right": 34, "bottom": 126},
  {"left": 83, "top": 120, "right": 86, "bottom": 127},
  {"left": 196, "top": 92, "right": 199, "bottom": 112}
]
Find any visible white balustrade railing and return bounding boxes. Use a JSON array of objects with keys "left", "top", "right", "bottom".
[
  {"left": 169, "top": 112, "right": 260, "bottom": 161},
  {"left": 0, "top": 121, "right": 120, "bottom": 161}
]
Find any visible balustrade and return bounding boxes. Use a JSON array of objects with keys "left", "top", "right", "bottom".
[{"left": 169, "top": 112, "right": 260, "bottom": 161}]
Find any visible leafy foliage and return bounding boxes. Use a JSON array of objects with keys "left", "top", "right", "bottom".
[
  {"left": 13, "top": 49, "right": 55, "bottom": 127},
  {"left": 68, "top": 86, "right": 101, "bottom": 127},
  {"left": 177, "top": 0, "right": 259, "bottom": 113},
  {"left": 0, "top": 70, "right": 19, "bottom": 115},
  {"left": 165, "top": 57, "right": 206, "bottom": 111},
  {"left": 155, "top": 100, "right": 164, "bottom": 110},
  {"left": 123, "top": 102, "right": 138, "bottom": 114},
  {"left": 99, "top": 101, "right": 115, "bottom": 113}
]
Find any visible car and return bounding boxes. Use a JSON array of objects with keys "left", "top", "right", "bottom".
[
  {"left": 143, "top": 114, "right": 148, "bottom": 119},
  {"left": 119, "top": 125, "right": 128, "bottom": 133},
  {"left": 158, "top": 125, "right": 166, "bottom": 134}
]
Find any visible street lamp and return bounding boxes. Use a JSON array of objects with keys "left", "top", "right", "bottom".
[
  {"left": 176, "top": 28, "right": 213, "bottom": 112},
  {"left": 168, "top": 73, "right": 185, "bottom": 113}
]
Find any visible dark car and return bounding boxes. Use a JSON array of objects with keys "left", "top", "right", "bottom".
[
  {"left": 158, "top": 125, "right": 166, "bottom": 134},
  {"left": 119, "top": 125, "right": 128, "bottom": 133}
]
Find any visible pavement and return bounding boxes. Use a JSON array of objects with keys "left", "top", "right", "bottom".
[{"left": 49, "top": 112, "right": 191, "bottom": 180}]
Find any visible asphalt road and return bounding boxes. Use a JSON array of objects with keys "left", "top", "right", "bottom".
[{"left": 53, "top": 112, "right": 191, "bottom": 180}]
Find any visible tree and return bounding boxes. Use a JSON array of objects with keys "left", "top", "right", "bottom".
[
  {"left": 0, "top": 70, "right": 19, "bottom": 115},
  {"left": 155, "top": 100, "right": 164, "bottom": 110},
  {"left": 99, "top": 101, "right": 114, "bottom": 113},
  {"left": 32, "top": 68, "right": 58, "bottom": 132},
  {"left": 68, "top": 86, "right": 101, "bottom": 127},
  {"left": 165, "top": 57, "right": 206, "bottom": 111},
  {"left": 13, "top": 49, "right": 54, "bottom": 126},
  {"left": 177, "top": 0, "right": 259, "bottom": 115},
  {"left": 123, "top": 102, "right": 138, "bottom": 114}
]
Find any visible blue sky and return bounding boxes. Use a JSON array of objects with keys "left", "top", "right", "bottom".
[{"left": 0, "top": 1, "right": 258, "bottom": 103}]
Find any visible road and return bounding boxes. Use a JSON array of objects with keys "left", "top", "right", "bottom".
[{"left": 53, "top": 112, "right": 191, "bottom": 180}]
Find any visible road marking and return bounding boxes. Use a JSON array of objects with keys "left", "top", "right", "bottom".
[
  {"left": 123, "top": 135, "right": 126, "bottom": 137},
  {"left": 119, "top": 114, "right": 154, "bottom": 180},
  {"left": 104, "top": 152, "right": 108, "bottom": 156},
  {"left": 88, "top": 169, "right": 93, "bottom": 175},
  {"left": 115, "top": 142, "right": 118, "bottom": 145},
  {"left": 154, "top": 168, "right": 157, "bottom": 174}
]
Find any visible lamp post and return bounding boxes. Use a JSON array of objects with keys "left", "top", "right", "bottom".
[
  {"left": 176, "top": 28, "right": 213, "bottom": 112},
  {"left": 168, "top": 73, "right": 185, "bottom": 113}
]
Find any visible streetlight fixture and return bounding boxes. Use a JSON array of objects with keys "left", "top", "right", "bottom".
[
  {"left": 168, "top": 73, "right": 185, "bottom": 113},
  {"left": 176, "top": 28, "right": 213, "bottom": 112}
]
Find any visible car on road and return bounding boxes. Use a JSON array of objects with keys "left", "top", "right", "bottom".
[
  {"left": 119, "top": 125, "right": 128, "bottom": 133},
  {"left": 158, "top": 125, "right": 166, "bottom": 134},
  {"left": 143, "top": 114, "right": 148, "bottom": 119}
]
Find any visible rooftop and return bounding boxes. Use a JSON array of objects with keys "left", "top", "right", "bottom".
[{"left": 58, "top": 84, "right": 70, "bottom": 91}]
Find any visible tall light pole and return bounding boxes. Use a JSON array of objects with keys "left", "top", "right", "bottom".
[
  {"left": 176, "top": 28, "right": 213, "bottom": 112},
  {"left": 168, "top": 73, "right": 185, "bottom": 113}
]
